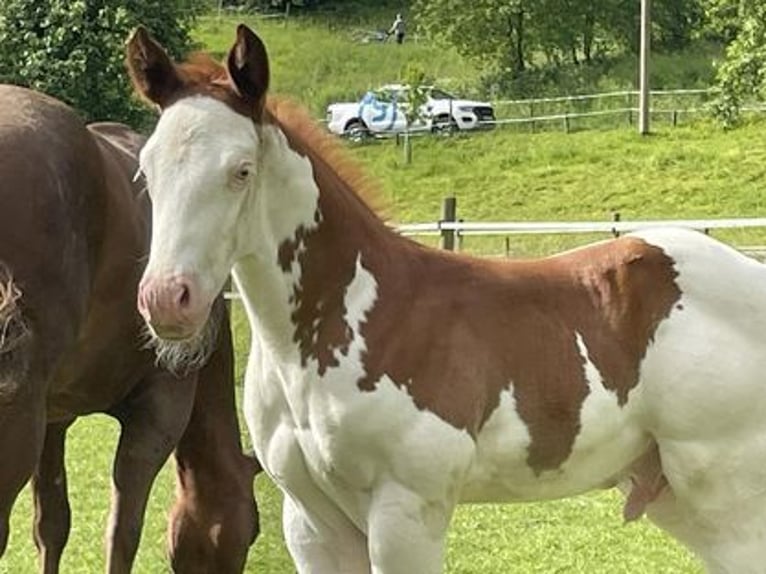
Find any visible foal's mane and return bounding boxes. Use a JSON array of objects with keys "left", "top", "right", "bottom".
[
  {"left": 174, "top": 54, "right": 388, "bottom": 219},
  {"left": 265, "top": 98, "right": 389, "bottom": 219}
]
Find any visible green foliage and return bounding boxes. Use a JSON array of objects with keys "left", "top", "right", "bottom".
[
  {"left": 412, "top": 0, "right": 706, "bottom": 97},
  {"left": 0, "top": 0, "right": 203, "bottom": 127},
  {"left": 400, "top": 63, "right": 429, "bottom": 126},
  {"left": 709, "top": 2, "right": 766, "bottom": 127}
]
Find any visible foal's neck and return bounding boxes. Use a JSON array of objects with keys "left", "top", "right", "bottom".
[{"left": 235, "top": 121, "right": 397, "bottom": 357}]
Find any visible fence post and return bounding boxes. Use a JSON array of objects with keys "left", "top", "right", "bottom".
[
  {"left": 563, "top": 114, "right": 570, "bottom": 133},
  {"left": 611, "top": 212, "right": 621, "bottom": 237},
  {"left": 671, "top": 110, "right": 678, "bottom": 127},
  {"left": 529, "top": 101, "right": 536, "bottom": 133},
  {"left": 440, "top": 196, "right": 457, "bottom": 251}
]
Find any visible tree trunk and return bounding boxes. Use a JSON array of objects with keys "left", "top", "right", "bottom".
[
  {"left": 509, "top": 7, "right": 525, "bottom": 74},
  {"left": 583, "top": 8, "right": 594, "bottom": 63}
]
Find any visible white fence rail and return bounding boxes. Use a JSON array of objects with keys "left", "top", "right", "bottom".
[
  {"left": 393, "top": 198, "right": 766, "bottom": 260},
  {"left": 486, "top": 88, "right": 727, "bottom": 132},
  {"left": 395, "top": 217, "right": 766, "bottom": 237}
]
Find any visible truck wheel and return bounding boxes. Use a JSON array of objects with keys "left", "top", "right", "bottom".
[
  {"left": 431, "top": 115, "right": 457, "bottom": 136},
  {"left": 345, "top": 120, "right": 370, "bottom": 142}
]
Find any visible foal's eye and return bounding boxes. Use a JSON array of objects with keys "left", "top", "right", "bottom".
[
  {"left": 230, "top": 162, "right": 254, "bottom": 190},
  {"left": 234, "top": 162, "right": 253, "bottom": 182}
]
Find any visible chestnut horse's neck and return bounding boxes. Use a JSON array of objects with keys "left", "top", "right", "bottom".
[{"left": 234, "top": 114, "right": 403, "bottom": 360}]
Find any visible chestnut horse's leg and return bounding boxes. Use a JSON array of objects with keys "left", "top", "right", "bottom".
[
  {"left": 0, "top": 384, "right": 47, "bottom": 559},
  {"left": 105, "top": 373, "right": 196, "bottom": 574},
  {"left": 32, "top": 420, "right": 74, "bottom": 574},
  {"left": 168, "top": 306, "right": 259, "bottom": 574}
]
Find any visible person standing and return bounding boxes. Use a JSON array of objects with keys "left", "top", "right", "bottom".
[{"left": 388, "top": 13, "right": 405, "bottom": 44}]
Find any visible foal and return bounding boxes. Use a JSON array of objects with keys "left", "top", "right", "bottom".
[{"left": 130, "top": 25, "right": 766, "bottom": 574}]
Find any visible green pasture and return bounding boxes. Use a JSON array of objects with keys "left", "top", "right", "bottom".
[{"left": 6, "top": 7, "right": 766, "bottom": 574}]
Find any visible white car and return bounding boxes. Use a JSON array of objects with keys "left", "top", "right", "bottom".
[{"left": 326, "top": 84, "right": 495, "bottom": 140}]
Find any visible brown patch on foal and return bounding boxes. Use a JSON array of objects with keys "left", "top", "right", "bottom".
[{"left": 353, "top": 237, "right": 681, "bottom": 474}]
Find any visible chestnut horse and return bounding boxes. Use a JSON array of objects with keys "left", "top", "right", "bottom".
[
  {"left": 0, "top": 86, "right": 258, "bottom": 573},
  {"left": 131, "top": 25, "right": 766, "bottom": 574}
]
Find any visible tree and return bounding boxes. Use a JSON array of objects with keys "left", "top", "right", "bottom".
[
  {"left": 0, "top": 0, "right": 203, "bottom": 127},
  {"left": 413, "top": 0, "right": 532, "bottom": 76},
  {"left": 707, "top": 1, "right": 766, "bottom": 126},
  {"left": 400, "top": 64, "right": 429, "bottom": 164}
]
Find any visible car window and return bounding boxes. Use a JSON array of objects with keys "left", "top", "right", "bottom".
[{"left": 429, "top": 88, "right": 456, "bottom": 100}]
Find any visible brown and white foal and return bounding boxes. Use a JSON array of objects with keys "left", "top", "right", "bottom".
[{"left": 130, "top": 25, "right": 766, "bottom": 574}]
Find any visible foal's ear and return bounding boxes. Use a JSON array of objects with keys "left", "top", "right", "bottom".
[
  {"left": 227, "top": 24, "right": 270, "bottom": 115},
  {"left": 125, "top": 26, "right": 182, "bottom": 109}
]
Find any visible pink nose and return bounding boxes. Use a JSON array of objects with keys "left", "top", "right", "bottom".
[{"left": 137, "top": 274, "right": 202, "bottom": 339}]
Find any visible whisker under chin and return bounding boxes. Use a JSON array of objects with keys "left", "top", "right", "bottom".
[{"left": 141, "top": 300, "right": 225, "bottom": 377}]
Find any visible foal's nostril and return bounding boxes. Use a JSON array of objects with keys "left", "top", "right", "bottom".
[{"left": 178, "top": 284, "right": 191, "bottom": 309}]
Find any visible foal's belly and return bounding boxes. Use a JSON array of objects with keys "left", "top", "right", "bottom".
[{"left": 461, "top": 387, "right": 649, "bottom": 503}]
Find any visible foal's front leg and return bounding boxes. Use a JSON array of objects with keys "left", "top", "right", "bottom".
[
  {"left": 106, "top": 372, "right": 196, "bottom": 574},
  {"left": 366, "top": 482, "right": 454, "bottom": 574},
  {"left": 32, "top": 420, "right": 73, "bottom": 574},
  {"left": 282, "top": 494, "right": 370, "bottom": 574}
]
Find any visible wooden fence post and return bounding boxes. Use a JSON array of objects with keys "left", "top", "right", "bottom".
[
  {"left": 611, "top": 211, "right": 621, "bottom": 237},
  {"left": 440, "top": 196, "right": 457, "bottom": 251}
]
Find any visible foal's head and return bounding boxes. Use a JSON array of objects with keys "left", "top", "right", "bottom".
[{"left": 129, "top": 25, "right": 269, "bottom": 342}]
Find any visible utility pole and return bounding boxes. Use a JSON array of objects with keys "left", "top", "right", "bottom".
[{"left": 639, "top": 0, "right": 651, "bottom": 135}]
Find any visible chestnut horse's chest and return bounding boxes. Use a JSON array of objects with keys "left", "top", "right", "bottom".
[{"left": 45, "top": 127, "right": 154, "bottom": 418}]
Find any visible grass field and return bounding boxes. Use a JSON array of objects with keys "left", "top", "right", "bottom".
[{"left": 4, "top": 7, "right": 766, "bottom": 574}]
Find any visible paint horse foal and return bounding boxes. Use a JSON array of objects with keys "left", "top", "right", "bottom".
[
  {"left": 0, "top": 88, "right": 257, "bottom": 573},
  {"left": 131, "top": 25, "right": 766, "bottom": 574}
]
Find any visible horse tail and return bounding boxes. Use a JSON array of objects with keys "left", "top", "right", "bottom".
[{"left": 0, "top": 263, "right": 31, "bottom": 398}]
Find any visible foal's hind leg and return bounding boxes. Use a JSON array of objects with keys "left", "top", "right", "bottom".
[
  {"left": 32, "top": 421, "right": 73, "bottom": 574},
  {"left": 106, "top": 372, "right": 196, "bottom": 574},
  {"left": 646, "top": 487, "right": 766, "bottom": 574},
  {"left": 640, "top": 435, "right": 766, "bottom": 574}
]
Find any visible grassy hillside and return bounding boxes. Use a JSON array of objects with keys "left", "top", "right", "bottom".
[{"left": 195, "top": 13, "right": 482, "bottom": 115}]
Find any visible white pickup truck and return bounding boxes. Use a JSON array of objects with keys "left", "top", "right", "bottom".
[{"left": 326, "top": 84, "right": 495, "bottom": 140}]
